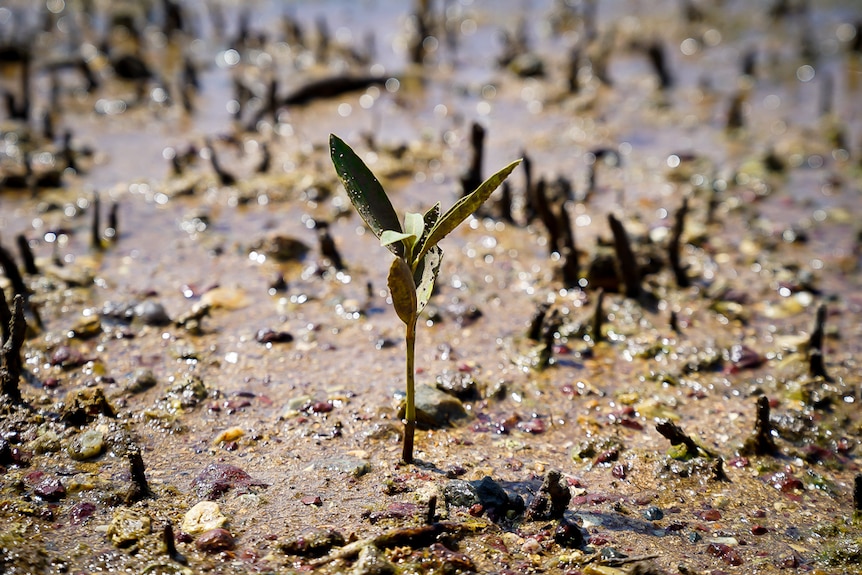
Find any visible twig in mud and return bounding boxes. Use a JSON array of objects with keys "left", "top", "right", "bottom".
[
  {"left": 726, "top": 91, "right": 746, "bottom": 130},
  {"left": 91, "top": 191, "right": 102, "bottom": 251},
  {"left": 1, "top": 294, "right": 26, "bottom": 403},
  {"left": 163, "top": 523, "right": 187, "bottom": 564},
  {"left": 607, "top": 214, "right": 641, "bottom": 299},
  {"left": 742, "top": 396, "right": 778, "bottom": 456},
  {"left": 594, "top": 554, "right": 660, "bottom": 567},
  {"left": 591, "top": 288, "right": 605, "bottom": 343},
  {"left": 315, "top": 221, "right": 346, "bottom": 271},
  {"left": 669, "top": 310, "right": 680, "bottom": 333},
  {"left": 854, "top": 474, "right": 862, "bottom": 515},
  {"left": 656, "top": 419, "right": 713, "bottom": 458},
  {"left": 645, "top": 40, "right": 673, "bottom": 90},
  {"left": 106, "top": 201, "right": 119, "bottom": 242},
  {"left": 669, "top": 196, "right": 691, "bottom": 288},
  {"left": 496, "top": 181, "right": 514, "bottom": 223},
  {"left": 206, "top": 139, "right": 237, "bottom": 187},
  {"left": 521, "top": 152, "right": 535, "bottom": 223},
  {"left": 16, "top": 234, "right": 38, "bottom": 275},
  {"left": 310, "top": 522, "right": 470, "bottom": 567},
  {"left": 256, "top": 142, "right": 271, "bottom": 174},
  {"left": 532, "top": 179, "right": 560, "bottom": 257},
  {"left": 460, "top": 122, "right": 485, "bottom": 199},
  {"left": 0, "top": 243, "right": 29, "bottom": 297},
  {"left": 566, "top": 46, "right": 581, "bottom": 94},
  {"left": 527, "top": 302, "right": 551, "bottom": 342},
  {"left": 128, "top": 446, "right": 151, "bottom": 501},
  {"left": 808, "top": 304, "right": 829, "bottom": 380},
  {"left": 426, "top": 495, "right": 437, "bottom": 525},
  {"left": 282, "top": 75, "right": 388, "bottom": 107},
  {"left": 556, "top": 200, "right": 580, "bottom": 287}
]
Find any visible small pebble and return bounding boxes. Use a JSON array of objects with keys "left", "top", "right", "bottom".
[
  {"left": 133, "top": 300, "right": 172, "bottom": 326},
  {"left": 107, "top": 508, "right": 152, "bottom": 548},
  {"left": 213, "top": 427, "right": 244, "bottom": 445},
  {"left": 182, "top": 501, "right": 227, "bottom": 535},
  {"left": 67, "top": 429, "right": 105, "bottom": 461},
  {"left": 195, "top": 528, "right": 235, "bottom": 553},
  {"left": 521, "top": 537, "right": 541, "bottom": 554},
  {"left": 256, "top": 329, "right": 294, "bottom": 344},
  {"left": 126, "top": 369, "right": 157, "bottom": 394},
  {"left": 643, "top": 506, "right": 664, "bottom": 521},
  {"left": 751, "top": 525, "right": 768, "bottom": 535}
]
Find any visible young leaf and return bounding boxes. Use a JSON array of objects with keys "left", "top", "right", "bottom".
[
  {"left": 330, "top": 134, "right": 404, "bottom": 257},
  {"left": 404, "top": 212, "right": 425, "bottom": 240},
  {"left": 420, "top": 202, "right": 441, "bottom": 248},
  {"left": 381, "top": 230, "right": 413, "bottom": 248},
  {"left": 415, "top": 245, "right": 442, "bottom": 315},
  {"left": 415, "top": 158, "right": 521, "bottom": 264},
  {"left": 388, "top": 257, "right": 417, "bottom": 325}
]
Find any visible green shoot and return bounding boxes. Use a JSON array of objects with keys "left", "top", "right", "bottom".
[{"left": 330, "top": 133, "right": 521, "bottom": 463}]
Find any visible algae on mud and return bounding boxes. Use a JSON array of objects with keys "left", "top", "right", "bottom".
[{"left": 2, "top": 0, "right": 862, "bottom": 574}]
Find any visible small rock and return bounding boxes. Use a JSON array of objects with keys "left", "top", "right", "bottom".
[
  {"left": 253, "top": 234, "right": 310, "bottom": 262},
  {"left": 643, "top": 506, "right": 664, "bottom": 521},
  {"left": 509, "top": 53, "right": 545, "bottom": 77},
  {"left": 256, "top": 329, "right": 294, "bottom": 344},
  {"left": 213, "top": 427, "right": 244, "bottom": 445},
  {"left": 313, "top": 456, "right": 371, "bottom": 478},
  {"left": 50, "top": 346, "right": 88, "bottom": 369},
  {"left": 60, "top": 387, "right": 115, "bottom": 426},
  {"left": 69, "top": 502, "right": 96, "bottom": 524},
  {"left": 442, "top": 480, "right": 480, "bottom": 509},
  {"left": 435, "top": 369, "right": 480, "bottom": 400},
  {"left": 67, "top": 429, "right": 105, "bottom": 461},
  {"left": 30, "top": 473, "right": 66, "bottom": 501},
  {"left": 107, "top": 508, "right": 152, "bottom": 548},
  {"left": 133, "top": 301, "right": 172, "bottom": 326},
  {"left": 182, "top": 501, "right": 227, "bottom": 535},
  {"left": 405, "top": 384, "right": 469, "bottom": 429},
  {"left": 351, "top": 542, "right": 396, "bottom": 575},
  {"left": 554, "top": 515, "right": 584, "bottom": 548},
  {"left": 192, "top": 463, "right": 267, "bottom": 499},
  {"left": 280, "top": 528, "right": 346, "bottom": 557},
  {"left": 474, "top": 476, "right": 511, "bottom": 513},
  {"left": 69, "top": 313, "right": 102, "bottom": 339},
  {"left": 126, "top": 369, "right": 157, "bottom": 394},
  {"left": 526, "top": 470, "right": 571, "bottom": 521},
  {"left": 195, "top": 528, "right": 235, "bottom": 553}
]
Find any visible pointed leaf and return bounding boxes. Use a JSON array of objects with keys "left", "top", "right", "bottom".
[
  {"left": 415, "top": 158, "right": 521, "bottom": 264},
  {"left": 419, "top": 202, "right": 441, "bottom": 248},
  {"left": 330, "top": 134, "right": 404, "bottom": 257},
  {"left": 388, "top": 257, "right": 417, "bottom": 325},
  {"left": 381, "top": 230, "right": 413, "bottom": 248},
  {"left": 404, "top": 212, "right": 425, "bottom": 239},
  {"left": 415, "top": 245, "right": 442, "bottom": 315}
]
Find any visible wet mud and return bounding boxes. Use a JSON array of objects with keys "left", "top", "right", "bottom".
[{"left": 2, "top": 0, "right": 862, "bottom": 574}]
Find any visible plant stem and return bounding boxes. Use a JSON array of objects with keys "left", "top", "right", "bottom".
[{"left": 402, "top": 318, "right": 417, "bottom": 463}]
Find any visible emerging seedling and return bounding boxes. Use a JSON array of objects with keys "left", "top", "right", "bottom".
[{"left": 330, "top": 134, "right": 520, "bottom": 463}]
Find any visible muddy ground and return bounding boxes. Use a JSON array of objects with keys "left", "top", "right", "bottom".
[{"left": 2, "top": 0, "right": 862, "bottom": 574}]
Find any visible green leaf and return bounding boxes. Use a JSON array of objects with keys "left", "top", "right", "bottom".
[
  {"left": 330, "top": 134, "right": 404, "bottom": 257},
  {"left": 419, "top": 202, "right": 441, "bottom": 248},
  {"left": 415, "top": 245, "right": 442, "bottom": 315},
  {"left": 404, "top": 212, "right": 425, "bottom": 240},
  {"left": 415, "top": 158, "right": 521, "bottom": 264},
  {"left": 388, "top": 257, "right": 417, "bottom": 325},
  {"left": 380, "top": 230, "right": 413, "bottom": 248}
]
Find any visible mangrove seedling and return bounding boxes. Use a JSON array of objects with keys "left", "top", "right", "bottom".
[{"left": 330, "top": 134, "right": 520, "bottom": 463}]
